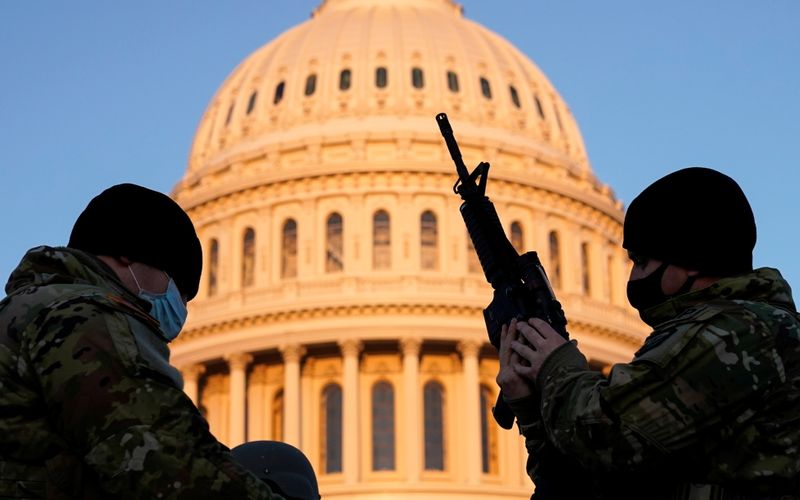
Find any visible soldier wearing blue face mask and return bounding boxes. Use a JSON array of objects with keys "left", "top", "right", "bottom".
[{"left": 0, "top": 184, "right": 284, "bottom": 499}]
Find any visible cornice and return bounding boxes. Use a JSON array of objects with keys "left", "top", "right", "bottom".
[
  {"left": 177, "top": 303, "right": 485, "bottom": 342},
  {"left": 181, "top": 170, "right": 623, "bottom": 235},
  {"left": 174, "top": 302, "right": 643, "bottom": 355}
]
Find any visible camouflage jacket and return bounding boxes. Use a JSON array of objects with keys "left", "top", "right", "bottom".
[
  {"left": 509, "top": 268, "right": 800, "bottom": 499},
  {"left": 0, "top": 246, "right": 282, "bottom": 499}
]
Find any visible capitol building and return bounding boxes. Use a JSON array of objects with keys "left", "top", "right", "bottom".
[{"left": 170, "top": 0, "right": 648, "bottom": 498}]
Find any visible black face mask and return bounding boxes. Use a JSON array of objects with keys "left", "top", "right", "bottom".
[{"left": 627, "top": 262, "right": 698, "bottom": 312}]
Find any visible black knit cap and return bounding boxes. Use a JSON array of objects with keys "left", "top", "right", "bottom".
[
  {"left": 68, "top": 183, "right": 202, "bottom": 300},
  {"left": 623, "top": 167, "right": 756, "bottom": 276},
  {"left": 231, "top": 441, "right": 321, "bottom": 500}
]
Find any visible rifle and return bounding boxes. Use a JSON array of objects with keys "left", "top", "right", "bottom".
[{"left": 435, "top": 112, "right": 569, "bottom": 430}]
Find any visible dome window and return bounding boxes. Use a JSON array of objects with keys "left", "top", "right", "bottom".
[
  {"left": 375, "top": 67, "right": 388, "bottom": 89},
  {"left": 509, "top": 85, "right": 521, "bottom": 108},
  {"left": 480, "top": 385, "right": 499, "bottom": 474},
  {"left": 305, "top": 74, "right": 317, "bottom": 96},
  {"left": 246, "top": 91, "right": 258, "bottom": 115},
  {"left": 446, "top": 71, "right": 459, "bottom": 92},
  {"left": 272, "top": 390, "right": 284, "bottom": 441},
  {"left": 510, "top": 221, "right": 524, "bottom": 252},
  {"left": 224, "top": 104, "right": 234, "bottom": 125},
  {"left": 281, "top": 219, "right": 297, "bottom": 279},
  {"left": 373, "top": 210, "right": 391, "bottom": 270},
  {"left": 273, "top": 81, "right": 285, "bottom": 104},
  {"left": 424, "top": 381, "right": 445, "bottom": 471},
  {"left": 326, "top": 213, "right": 344, "bottom": 273},
  {"left": 480, "top": 77, "right": 492, "bottom": 99},
  {"left": 372, "top": 381, "right": 396, "bottom": 471},
  {"left": 581, "top": 242, "right": 591, "bottom": 294},
  {"left": 242, "top": 227, "right": 255, "bottom": 288},
  {"left": 208, "top": 238, "right": 219, "bottom": 296},
  {"left": 420, "top": 211, "right": 438, "bottom": 270},
  {"left": 534, "top": 95, "right": 545, "bottom": 119},
  {"left": 321, "top": 383, "right": 343, "bottom": 473},
  {"left": 339, "top": 69, "right": 352, "bottom": 91},
  {"left": 548, "top": 231, "right": 562, "bottom": 289},
  {"left": 411, "top": 67, "right": 424, "bottom": 89}
]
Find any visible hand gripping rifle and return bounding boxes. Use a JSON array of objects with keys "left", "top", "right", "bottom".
[{"left": 435, "top": 113, "right": 569, "bottom": 430}]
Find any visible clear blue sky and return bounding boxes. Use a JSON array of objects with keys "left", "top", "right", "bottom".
[{"left": 2, "top": 1, "right": 799, "bottom": 298}]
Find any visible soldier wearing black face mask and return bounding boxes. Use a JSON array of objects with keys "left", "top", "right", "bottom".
[{"left": 497, "top": 167, "right": 800, "bottom": 499}]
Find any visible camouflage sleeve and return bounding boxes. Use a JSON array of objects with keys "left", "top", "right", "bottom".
[
  {"left": 535, "top": 311, "right": 783, "bottom": 474},
  {"left": 507, "top": 361, "right": 601, "bottom": 499},
  {"left": 24, "top": 298, "right": 283, "bottom": 499}
]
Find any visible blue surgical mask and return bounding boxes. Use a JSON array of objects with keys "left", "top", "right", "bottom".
[{"left": 128, "top": 266, "right": 187, "bottom": 341}]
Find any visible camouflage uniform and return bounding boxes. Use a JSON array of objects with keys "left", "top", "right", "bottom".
[
  {"left": 0, "top": 246, "right": 283, "bottom": 499},
  {"left": 509, "top": 268, "right": 800, "bottom": 499}
]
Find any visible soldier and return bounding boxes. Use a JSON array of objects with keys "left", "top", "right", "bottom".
[
  {"left": 0, "top": 184, "right": 283, "bottom": 498},
  {"left": 498, "top": 167, "right": 800, "bottom": 499}
]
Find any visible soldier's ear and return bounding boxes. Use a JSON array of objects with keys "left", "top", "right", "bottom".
[{"left": 96, "top": 255, "right": 133, "bottom": 271}]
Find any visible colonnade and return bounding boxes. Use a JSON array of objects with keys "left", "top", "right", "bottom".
[{"left": 180, "top": 337, "right": 522, "bottom": 485}]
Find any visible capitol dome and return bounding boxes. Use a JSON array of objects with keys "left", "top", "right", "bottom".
[{"left": 171, "top": 1, "right": 647, "bottom": 498}]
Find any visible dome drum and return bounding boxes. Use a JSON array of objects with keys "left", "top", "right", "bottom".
[{"left": 172, "top": 2, "right": 648, "bottom": 498}]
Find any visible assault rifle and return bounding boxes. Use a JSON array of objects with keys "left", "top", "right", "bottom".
[{"left": 435, "top": 112, "right": 569, "bottom": 430}]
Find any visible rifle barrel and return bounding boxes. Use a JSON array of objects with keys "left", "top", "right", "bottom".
[{"left": 436, "top": 113, "right": 471, "bottom": 183}]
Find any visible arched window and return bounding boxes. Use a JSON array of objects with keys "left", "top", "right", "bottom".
[
  {"left": 281, "top": 219, "right": 297, "bottom": 279},
  {"left": 607, "top": 253, "right": 614, "bottom": 302},
  {"left": 467, "top": 231, "right": 481, "bottom": 274},
  {"left": 548, "top": 231, "right": 561, "bottom": 289},
  {"left": 272, "top": 390, "right": 284, "bottom": 441},
  {"left": 242, "top": 228, "right": 255, "bottom": 288},
  {"left": 326, "top": 213, "right": 344, "bottom": 272},
  {"left": 273, "top": 81, "right": 285, "bottom": 104},
  {"left": 581, "top": 242, "right": 591, "bottom": 294},
  {"left": 339, "top": 69, "right": 352, "bottom": 91},
  {"left": 510, "top": 221, "right": 524, "bottom": 253},
  {"left": 375, "top": 67, "right": 388, "bottom": 88},
  {"left": 225, "top": 103, "right": 234, "bottom": 125},
  {"left": 424, "top": 381, "right": 445, "bottom": 471},
  {"left": 480, "top": 77, "right": 492, "bottom": 99},
  {"left": 246, "top": 91, "right": 258, "bottom": 114},
  {"left": 534, "top": 94, "right": 546, "bottom": 119},
  {"left": 321, "top": 384, "right": 343, "bottom": 474},
  {"left": 420, "top": 211, "right": 438, "bottom": 270},
  {"left": 412, "top": 67, "right": 424, "bottom": 89},
  {"left": 373, "top": 210, "right": 391, "bottom": 270},
  {"left": 510, "top": 85, "right": 521, "bottom": 108},
  {"left": 272, "top": 82, "right": 286, "bottom": 104},
  {"left": 208, "top": 239, "right": 219, "bottom": 296},
  {"left": 446, "top": 71, "right": 459, "bottom": 92},
  {"left": 480, "top": 385, "right": 499, "bottom": 474},
  {"left": 305, "top": 73, "right": 317, "bottom": 96},
  {"left": 372, "top": 381, "right": 395, "bottom": 471}
]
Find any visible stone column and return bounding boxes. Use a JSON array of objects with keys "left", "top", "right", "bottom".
[
  {"left": 280, "top": 344, "right": 306, "bottom": 448},
  {"left": 226, "top": 353, "right": 253, "bottom": 447},
  {"left": 401, "top": 337, "right": 422, "bottom": 482},
  {"left": 181, "top": 363, "right": 206, "bottom": 407},
  {"left": 339, "top": 339, "right": 363, "bottom": 484},
  {"left": 458, "top": 339, "right": 482, "bottom": 484}
]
